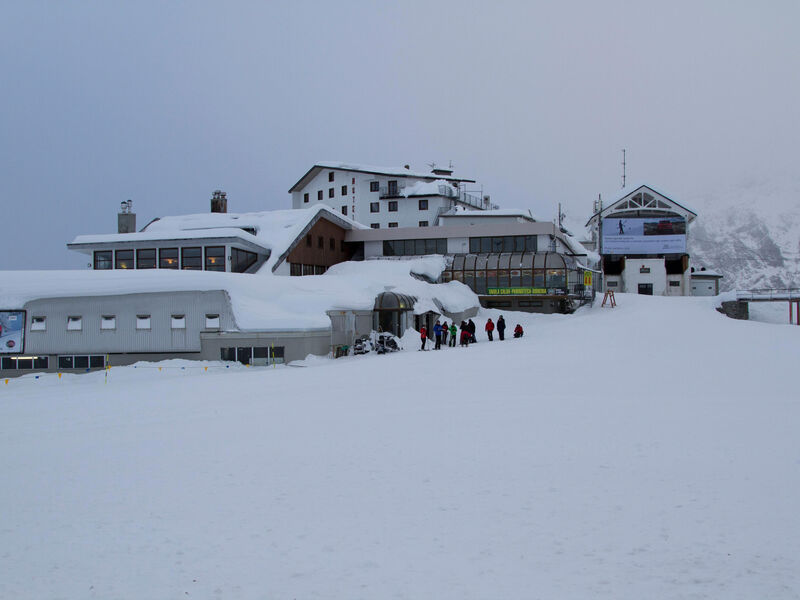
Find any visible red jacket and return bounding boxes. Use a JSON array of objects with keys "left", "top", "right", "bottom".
[
  {"left": 420, "top": 327, "right": 427, "bottom": 339},
  {"left": 485, "top": 321, "right": 494, "bottom": 332}
]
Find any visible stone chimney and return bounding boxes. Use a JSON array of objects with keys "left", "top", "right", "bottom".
[
  {"left": 117, "top": 199, "right": 136, "bottom": 233},
  {"left": 211, "top": 190, "right": 228, "bottom": 213}
]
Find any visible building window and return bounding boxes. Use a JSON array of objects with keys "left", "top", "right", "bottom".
[
  {"left": 388, "top": 201, "right": 398, "bottom": 212},
  {"left": 31, "top": 317, "right": 46, "bottom": 331},
  {"left": 328, "top": 171, "right": 334, "bottom": 182},
  {"left": 220, "top": 346, "right": 285, "bottom": 366},
  {"left": 136, "top": 315, "right": 151, "bottom": 330},
  {"left": 388, "top": 222, "right": 398, "bottom": 228},
  {"left": 669, "top": 280, "right": 681, "bottom": 287},
  {"left": 306, "top": 234, "right": 312, "bottom": 247},
  {"left": 469, "top": 235, "right": 537, "bottom": 253},
  {"left": 171, "top": 315, "right": 186, "bottom": 329},
  {"left": 370, "top": 202, "right": 380, "bottom": 213},
  {"left": 115, "top": 249, "right": 134, "bottom": 269},
  {"left": 607, "top": 281, "right": 618, "bottom": 287},
  {"left": 419, "top": 221, "right": 429, "bottom": 227},
  {"left": 371, "top": 223, "right": 380, "bottom": 229},
  {"left": 206, "top": 314, "right": 220, "bottom": 329},
  {"left": 94, "top": 250, "right": 112, "bottom": 270},
  {"left": 205, "top": 246, "right": 226, "bottom": 271},
  {"left": 418, "top": 199, "right": 428, "bottom": 210},
  {"left": 181, "top": 247, "right": 202, "bottom": 270},
  {"left": 640, "top": 267, "right": 651, "bottom": 274},
  {"left": 302, "top": 264, "right": 315, "bottom": 275},
  {"left": 136, "top": 248, "right": 156, "bottom": 269},
  {"left": 317, "top": 190, "right": 323, "bottom": 201},
  {"left": 159, "top": 248, "right": 179, "bottom": 269},
  {"left": 340, "top": 240, "right": 346, "bottom": 252},
  {"left": 370, "top": 181, "right": 379, "bottom": 192},
  {"left": 387, "top": 180, "right": 398, "bottom": 196},
  {"left": 341, "top": 185, "right": 348, "bottom": 195},
  {"left": 328, "top": 187, "right": 334, "bottom": 198},
  {"left": 341, "top": 205, "right": 348, "bottom": 216},
  {"left": 329, "top": 238, "right": 335, "bottom": 250},
  {"left": 382, "top": 238, "right": 447, "bottom": 256},
  {"left": 231, "top": 248, "right": 257, "bottom": 273},
  {"left": 318, "top": 236, "right": 323, "bottom": 249},
  {"left": 67, "top": 316, "right": 82, "bottom": 331},
  {"left": 303, "top": 192, "right": 309, "bottom": 203},
  {"left": 101, "top": 315, "right": 116, "bottom": 330},
  {"left": 58, "top": 356, "right": 74, "bottom": 369},
  {"left": 290, "top": 263, "right": 302, "bottom": 276}
]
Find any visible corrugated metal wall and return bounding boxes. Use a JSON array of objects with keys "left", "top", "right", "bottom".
[{"left": 23, "top": 291, "right": 234, "bottom": 354}]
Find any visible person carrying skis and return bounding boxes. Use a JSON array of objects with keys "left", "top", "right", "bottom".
[
  {"left": 497, "top": 315, "right": 506, "bottom": 340},
  {"left": 485, "top": 318, "right": 495, "bottom": 341},
  {"left": 420, "top": 325, "right": 427, "bottom": 351}
]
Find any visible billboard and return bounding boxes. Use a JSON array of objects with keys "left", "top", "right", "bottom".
[
  {"left": 0, "top": 310, "right": 25, "bottom": 354},
  {"left": 602, "top": 217, "right": 686, "bottom": 255}
]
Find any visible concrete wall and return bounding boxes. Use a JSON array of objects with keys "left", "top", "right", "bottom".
[{"left": 623, "top": 258, "right": 667, "bottom": 295}]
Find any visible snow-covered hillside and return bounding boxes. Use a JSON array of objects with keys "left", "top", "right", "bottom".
[
  {"left": 1, "top": 295, "right": 799, "bottom": 599},
  {"left": 689, "top": 178, "right": 800, "bottom": 291}
]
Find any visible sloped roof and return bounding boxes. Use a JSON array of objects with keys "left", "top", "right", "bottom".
[
  {"left": 585, "top": 184, "right": 698, "bottom": 226},
  {"left": 289, "top": 162, "right": 475, "bottom": 192}
]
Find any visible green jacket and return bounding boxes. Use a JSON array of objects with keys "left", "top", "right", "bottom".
[{"left": 449, "top": 324, "right": 457, "bottom": 336}]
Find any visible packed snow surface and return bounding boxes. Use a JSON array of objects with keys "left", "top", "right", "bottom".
[{"left": 2, "top": 294, "right": 799, "bottom": 599}]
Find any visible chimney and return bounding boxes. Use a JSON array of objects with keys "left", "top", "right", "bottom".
[
  {"left": 211, "top": 190, "right": 228, "bottom": 213},
  {"left": 404, "top": 164, "right": 410, "bottom": 170},
  {"left": 117, "top": 199, "right": 136, "bottom": 233}
]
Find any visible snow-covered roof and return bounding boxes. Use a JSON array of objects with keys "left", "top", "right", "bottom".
[
  {"left": 585, "top": 183, "right": 698, "bottom": 226},
  {"left": 289, "top": 162, "right": 475, "bottom": 192},
  {"left": 0, "top": 257, "right": 478, "bottom": 332},
  {"left": 691, "top": 269, "right": 723, "bottom": 278},
  {"left": 400, "top": 179, "right": 456, "bottom": 197},
  {"left": 69, "top": 206, "right": 367, "bottom": 273},
  {"left": 440, "top": 207, "right": 537, "bottom": 221}
]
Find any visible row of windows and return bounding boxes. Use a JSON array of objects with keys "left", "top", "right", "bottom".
[
  {"left": 93, "top": 247, "right": 257, "bottom": 273},
  {"left": 443, "top": 269, "right": 568, "bottom": 294},
  {"left": 369, "top": 199, "right": 429, "bottom": 213},
  {"left": 220, "top": 346, "right": 285, "bottom": 366},
  {"left": 30, "top": 314, "right": 220, "bottom": 332},
  {"left": 59, "top": 355, "right": 106, "bottom": 370},
  {"left": 305, "top": 235, "right": 344, "bottom": 252},
  {"left": 1, "top": 356, "right": 49, "bottom": 370},
  {"left": 304, "top": 185, "right": 350, "bottom": 203},
  {"left": 468, "top": 236, "right": 538, "bottom": 254},
  {"left": 371, "top": 221, "right": 428, "bottom": 229},
  {"left": 289, "top": 263, "right": 328, "bottom": 276},
  {"left": 383, "top": 238, "right": 448, "bottom": 256}
]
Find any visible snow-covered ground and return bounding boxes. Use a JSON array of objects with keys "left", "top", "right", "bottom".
[{"left": 2, "top": 294, "right": 799, "bottom": 599}]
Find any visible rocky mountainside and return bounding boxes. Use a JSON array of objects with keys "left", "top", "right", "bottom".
[{"left": 688, "top": 179, "right": 800, "bottom": 291}]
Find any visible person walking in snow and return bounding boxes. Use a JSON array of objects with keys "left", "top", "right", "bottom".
[
  {"left": 514, "top": 323, "right": 524, "bottom": 338},
  {"left": 485, "top": 318, "right": 495, "bottom": 341},
  {"left": 449, "top": 322, "right": 457, "bottom": 347},
  {"left": 497, "top": 315, "right": 506, "bottom": 341},
  {"left": 441, "top": 321, "right": 448, "bottom": 347},
  {"left": 468, "top": 319, "right": 477, "bottom": 344},
  {"left": 420, "top": 325, "right": 427, "bottom": 351},
  {"left": 433, "top": 320, "right": 442, "bottom": 350}
]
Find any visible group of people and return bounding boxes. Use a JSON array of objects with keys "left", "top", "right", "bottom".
[{"left": 419, "top": 315, "right": 524, "bottom": 350}]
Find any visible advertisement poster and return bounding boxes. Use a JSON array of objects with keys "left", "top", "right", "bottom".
[
  {"left": 602, "top": 217, "right": 686, "bottom": 254},
  {"left": 0, "top": 310, "right": 25, "bottom": 354}
]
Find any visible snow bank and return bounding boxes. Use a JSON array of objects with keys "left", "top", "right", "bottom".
[{"left": 0, "top": 258, "right": 478, "bottom": 331}]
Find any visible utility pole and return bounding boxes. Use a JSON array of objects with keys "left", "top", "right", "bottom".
[{"left": 621, "top": 149, "right": 627, "bottom": 188}]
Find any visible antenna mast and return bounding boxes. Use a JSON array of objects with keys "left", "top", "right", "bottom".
[{"left": 621, "top": 148, "right": 626, "bottom": 188}]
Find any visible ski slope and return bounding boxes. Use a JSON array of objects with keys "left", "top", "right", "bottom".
[{"left": 1, "top": 294, "right": 799, "bottom": 599}]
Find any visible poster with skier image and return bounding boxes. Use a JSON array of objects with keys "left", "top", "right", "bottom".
[
  {"left": 602, "top": 217, "right": 686, "bottom": 254},
  {"left": 0, "top": 311, "right": 25, "bottom": 354}
]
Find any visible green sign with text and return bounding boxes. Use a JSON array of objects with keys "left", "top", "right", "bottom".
[{"left": 486, "top": 287, "right": 547, "bottom": 296}]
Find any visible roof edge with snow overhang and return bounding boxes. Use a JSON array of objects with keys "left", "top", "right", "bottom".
[{"left": 288, "top": 162, "right": 476, "bottom": 192}]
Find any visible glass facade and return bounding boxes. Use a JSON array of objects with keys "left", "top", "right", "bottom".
[
  {"left": 469, "top": 235, "right": 537, "bottom": 254},
  {"left": 383, "top": 238, "right": 447, "bottom": 256}
]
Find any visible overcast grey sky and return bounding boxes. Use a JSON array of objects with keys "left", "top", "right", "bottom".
[{"left": 2, "top": 1, "right": 798, "bottom": 269}]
